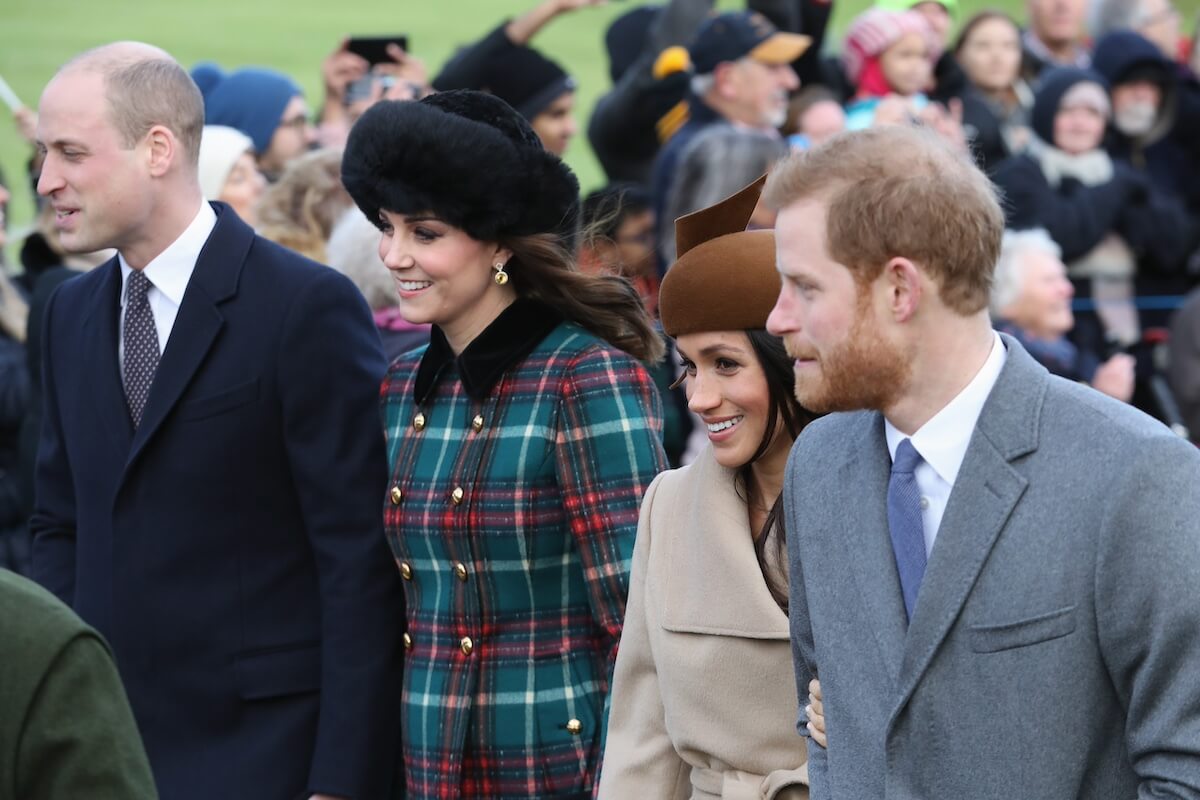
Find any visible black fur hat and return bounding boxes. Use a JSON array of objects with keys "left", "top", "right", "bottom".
[{"left": 341, "top": 90, "right": 580, "bottom": 243}]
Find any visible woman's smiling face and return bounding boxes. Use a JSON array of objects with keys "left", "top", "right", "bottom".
[
  {"left": 676, "top": 330, "right": 775, "bottom": 470},
  {"left": 376, "top": 209, "right": 512, "bottom": 345}
]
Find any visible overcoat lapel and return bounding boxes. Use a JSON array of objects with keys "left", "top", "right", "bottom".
[
  {"left": 125, "top": 204, "right": 252, "bottom": 469},
  {"left": 661, "top": 449, "right": 789, "bottom": 639},
  {"left": 836, "top": 415, "right": 908, "bottom": 685},
  {"left": 80, "top": 257, "right": 134, "bottom": 454},
  {"left": 889, "top": 338, "right": 1044, "bottom": 722}
]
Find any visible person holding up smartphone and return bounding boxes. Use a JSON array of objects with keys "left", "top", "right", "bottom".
[{"left": 318, "top": 37, "right": 431, "bottom": 147}]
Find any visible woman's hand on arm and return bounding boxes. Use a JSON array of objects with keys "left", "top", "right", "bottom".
[{"left": 806, "top": 678, "right": 827, "bottom": 748}]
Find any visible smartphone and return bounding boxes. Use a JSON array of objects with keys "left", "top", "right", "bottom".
[{"left": 346, "top": 35, "right": 409, "bottom": 66}]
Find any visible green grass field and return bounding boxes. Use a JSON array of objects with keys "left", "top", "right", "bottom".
[{"left": 3, "top": 0, "right": 1200, "bottom": 247}]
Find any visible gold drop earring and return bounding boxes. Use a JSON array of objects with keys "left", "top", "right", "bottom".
[{"left": 493, "top": 262, "right": 509, "bottom": 286}]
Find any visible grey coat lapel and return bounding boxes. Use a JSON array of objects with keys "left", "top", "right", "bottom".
[
  {"left": 891, "top": 336, "right": 1044, "bottom": 719},
  {"left": 837, "top": 414, "right": 908, "bottom": 684}
]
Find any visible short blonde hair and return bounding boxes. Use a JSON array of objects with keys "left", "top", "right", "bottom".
[
  {"left": 764, "top": 125, "right": 1004, "bottom": 314},
  {"left": 65, "top": 44, "right": 204, "bottom": 166}
]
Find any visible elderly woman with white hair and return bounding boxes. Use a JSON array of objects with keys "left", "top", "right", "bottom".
[
  {"left": 197, "top": 124, "right": 266, "bottom": 226},
  {"left": 991, "top": 228, "right": 1135, "bottom": 402},
  {"left": 992, "top": 67, "right": 1192, "bottom": 375}
]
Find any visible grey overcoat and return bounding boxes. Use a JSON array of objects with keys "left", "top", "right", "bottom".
[{"left": 786, "top": 335, "right": 1200, "bottom": 799}]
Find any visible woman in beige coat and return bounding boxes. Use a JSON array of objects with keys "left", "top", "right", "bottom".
[{"left": 599, "top": 176, "right": 815, "bottom": 800}]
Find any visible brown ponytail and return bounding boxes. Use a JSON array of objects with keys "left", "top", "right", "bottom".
[{"left": 502, "top": 232, "right": 665, "bottom": 365}]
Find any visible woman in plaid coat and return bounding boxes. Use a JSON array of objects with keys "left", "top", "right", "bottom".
[{"left": 342, "top": 91, "right": 668, "bottom": 799}]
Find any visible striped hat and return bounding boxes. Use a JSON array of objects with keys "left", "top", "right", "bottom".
[
  {"left": 875, "top": 0, "right": 957, "bottom": 15},
  {"left": 842, "top": 9, "right": 941, "bottom": 86}
]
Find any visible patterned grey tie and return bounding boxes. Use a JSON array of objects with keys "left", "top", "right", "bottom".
[
  {"left": 888, "top": 438, "right": 928, "bottom": 622},
  {"left": 123, "top": 269, "right": 161, "bottom": 428}
]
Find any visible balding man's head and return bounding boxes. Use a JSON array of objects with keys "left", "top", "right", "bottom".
[{"left": 57, "top": 42, "right": 204, "bottom": 166}]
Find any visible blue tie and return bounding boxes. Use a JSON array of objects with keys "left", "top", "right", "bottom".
[{"left": 888, "top": 439, "right": 927, "bottom": 622}]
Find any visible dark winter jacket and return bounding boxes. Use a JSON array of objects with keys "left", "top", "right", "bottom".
[
  {"left": 1092, "top": 30, "right": 1200, "bottom": 214},
  {"left": 0, "top": 331, "right": 30, "bottom": 573},
  {"left": 995, "top": 67, "right": 1193, "bottom": 274},
  {"left": 588, "top": 0, "right": 712, "bottom": 185}
]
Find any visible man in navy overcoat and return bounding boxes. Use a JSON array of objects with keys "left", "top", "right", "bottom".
[{"left": 31, "top": 42, "right": 403, "bottom": 800}]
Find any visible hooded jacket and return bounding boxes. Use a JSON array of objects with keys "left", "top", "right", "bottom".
[
  {"left": 1092, "top": 31, "right": 1200, "bottom": 213},
  {"left": 993, "top": 68, "right": 1192, "bottom": 277}
]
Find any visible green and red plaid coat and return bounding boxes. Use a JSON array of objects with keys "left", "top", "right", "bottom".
[{"left": 381, "top": 300, "right": 667, "bottom": 799}]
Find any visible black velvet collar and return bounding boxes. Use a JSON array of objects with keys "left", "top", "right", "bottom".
[{"left": 413, "top": 298, "right": 563, "bottom": 404}]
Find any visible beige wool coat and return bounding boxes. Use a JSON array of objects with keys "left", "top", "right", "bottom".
[{"left": 599, "top": 447, "right": 808, "bottom": 800}]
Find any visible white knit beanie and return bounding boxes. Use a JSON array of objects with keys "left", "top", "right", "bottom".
[{"left": 197, "top": 125, "right": 255, "bottom": 201}]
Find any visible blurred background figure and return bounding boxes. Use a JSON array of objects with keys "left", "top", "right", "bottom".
[
  {"left": 954, "top": 10, "right": 1032, "bottom": 172},
  {"left": 1092, "top": 31, "right": 1200, "bottom": 221},
  {"left": 785, "top": 86, "right": 847, "bottom": 150},
  {"left": 663, "top": 125, "right": 786, "bottom": 265},
  {"left": 579, "top": 182, "right": 693, "bottom": 467},
  {"left": 1091, "top": 0, "right": 1185, "bottom": 62},
  {"left": 1168, "top": 287, "right": 1200, "bottom": 441},
  {"left": 992, "top": 67, "right": 1191, "bottom": 366},
  {"left": 1022, "top": 0, "right": 1090, "bottom": 80},
  {"left": 0, "top": 176, "right": 31, "bottom": 574},
  {"left": 874, "top": 0, "right": 967, "bottom": 101},
  {"left": 840, "top": 8, "right": 939, "bottom": 130},
  {"left": 990, "top": 228, "right": 1135, "bottom": 402},
  {"left": 651, "top": 10, "right": 808, "bottom": 270},
  {"left": 580, "top": 183, "right": 657, "bottom": 312},
  {"left": 588, "top": 1, "right": 712, "bottom": 184},
  {"left": 11, "top": 202, "right": 113, "bottom": 556},
  {"left": 191, "top": 64, "right": 317, "bottom": 181},
  {"left": 317, "top": 37, "right": 432, "bottom": 148},
  {"left": 325, "top": 208, "right": 430, "bottom": 361},
  {"left": 256, "top": 148, "right": 352, "bottom": 262},
  {"left": 197, "top": 125, "right": 266, "bottom": 227}
]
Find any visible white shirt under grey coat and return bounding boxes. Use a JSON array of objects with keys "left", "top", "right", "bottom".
[{"left": 884, "top": 332, "right": 1007, "bottom": 556}]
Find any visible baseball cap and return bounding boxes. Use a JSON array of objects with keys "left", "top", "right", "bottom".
[{"left": 689, "top": 11, "right": 812, "bottom": 75}]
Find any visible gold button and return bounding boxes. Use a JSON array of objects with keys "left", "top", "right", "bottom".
[
  {"left": 460, "top": 636, "right": 474, "bottom": 655},
  {"left": 566, "top": 718, "right": 583, "bottom": 735},
  {"left": 454, "top": 562, "right": 468, "bottom": 581},
  {"left": 400, "top": 562, "right": 412, "bottom": 580},
  {"left": 471, "top": 414, "right": 484, "bottom": 432},
  {"left": 389, "top": 486, "right": 403, "bottom": 505},
  {"left": 413, "top": 412, "right": 426, "bottom": 432},
  {"left": 451, "top": 486, "right": 465, "bottom": 505},
  {"left": 403, "top": 632, "right": 413, "bottom": 650}
]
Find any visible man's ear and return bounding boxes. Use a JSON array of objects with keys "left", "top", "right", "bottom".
[
  {"left": 145, "top": 125, "right": 177, "bottom": 178},
  {"left": 882, "top": 257, "right": 924, "bottom": 323},
  {"left": 713, "top": 61, "right": 739, "bottom": 100}
]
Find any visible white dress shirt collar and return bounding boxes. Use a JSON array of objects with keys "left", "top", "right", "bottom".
[
  {"left": 885, "top": 332, "right": 1007, "bottom": 485},
  {"left": 118, "top": 201, "right": 216, "bottom": 307}
]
